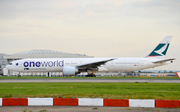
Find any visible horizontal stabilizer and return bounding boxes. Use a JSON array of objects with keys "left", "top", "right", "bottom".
[{"left": 152, "top": 58, "right": 176, "bottom": 63}]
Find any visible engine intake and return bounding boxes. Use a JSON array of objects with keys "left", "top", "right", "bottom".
[{"left": 62, "top": 66, "right": 78, "bottom": 76}]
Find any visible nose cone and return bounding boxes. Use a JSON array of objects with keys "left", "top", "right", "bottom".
[
  {"left": 6, "top": 65, "right": 10, "bottom": 70},
  {"left": 6, "top": 63, "right": 13, "bottom": 70}
]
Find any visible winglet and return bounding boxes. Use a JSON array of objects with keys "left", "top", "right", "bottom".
[{"left": 146, "top": 36, "right": 172, "bottom": 58}]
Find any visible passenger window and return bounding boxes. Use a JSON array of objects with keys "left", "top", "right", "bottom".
[{"left": 8, "top": 63, "right": 12, "bottom": 65}]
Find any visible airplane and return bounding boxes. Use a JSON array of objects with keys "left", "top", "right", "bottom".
[{"left": 6, "top": 36, "right": 175, "bottom": 77}]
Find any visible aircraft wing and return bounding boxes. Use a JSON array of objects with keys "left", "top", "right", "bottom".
[
  {"left": 152, "top": 58, "right": 176, "bottom": 63},
  {"left": 77, "top": 58, "right": 115, "bottom": 69}
]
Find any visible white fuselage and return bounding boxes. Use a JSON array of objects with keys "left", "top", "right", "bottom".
[{"left": 6, "top": 57, "right": 169, "bottom": 72}]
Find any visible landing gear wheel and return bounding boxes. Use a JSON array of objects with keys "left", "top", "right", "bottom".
[{"left": 86, "top": 74, "right": 96, "bottom": 77}]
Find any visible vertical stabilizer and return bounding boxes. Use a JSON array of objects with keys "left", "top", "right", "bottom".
[{"left": 146, "top": 36, "right": 172, "bottom": 59}]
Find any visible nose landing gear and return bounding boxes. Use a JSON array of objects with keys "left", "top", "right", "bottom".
[{"left": 17, "top": 72, "right": 21, "bottom": 77}]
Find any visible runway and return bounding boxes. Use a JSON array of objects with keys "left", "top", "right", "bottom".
[{"left": 0, "top": 79, "right": 180, "bottom": 83}]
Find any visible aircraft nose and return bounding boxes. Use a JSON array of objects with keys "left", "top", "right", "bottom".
[
  {"left": 6, "top": 64, "right": 13, "bottom": 70},
  {"left": 6, "top": 65, "right": 10, "bottom": 69}
]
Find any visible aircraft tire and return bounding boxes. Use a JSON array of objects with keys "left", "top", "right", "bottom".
[{"left": 86, "top": 74, "right": 96, "bottom": 77}]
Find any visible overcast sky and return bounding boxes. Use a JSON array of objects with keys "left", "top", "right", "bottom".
[{"left": 0, "top": 0, "right": 180, "bottom": 70}]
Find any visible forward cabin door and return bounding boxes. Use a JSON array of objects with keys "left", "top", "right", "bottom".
[{"left": 19, "top": 61, "right": 23, "bottom": 67}]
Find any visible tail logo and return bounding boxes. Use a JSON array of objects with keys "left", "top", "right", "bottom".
[
  {"left": 154, "top": 42, "right": 168, "bottom": 56},
  {"left": 148, "top": 43, "right": 169, "bottom": 57}
]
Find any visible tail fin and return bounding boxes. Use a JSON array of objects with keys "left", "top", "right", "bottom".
[{"left": 146, "top": 36, "right": 172, "bottom": 59}]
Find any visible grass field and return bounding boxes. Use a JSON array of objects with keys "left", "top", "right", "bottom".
[
  {"left": 0, "top": 76, "right": 179, "bottom": 79},
  {"left": 0, "top": 82, "right": 180, "bottom": 100}
]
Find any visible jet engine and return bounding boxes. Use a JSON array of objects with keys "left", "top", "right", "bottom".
[{"left": 62, "top": 66, "right": 79, "bottom": 76}]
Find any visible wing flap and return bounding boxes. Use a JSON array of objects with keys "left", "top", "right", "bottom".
[{"left": 77, "top": 58, "right": 115, "bottom": 69}]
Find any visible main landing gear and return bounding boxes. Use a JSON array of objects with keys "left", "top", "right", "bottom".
[
  {"left": 85, "top": 69, "right": 97, "bottom": 77},
  {"left": 86, "top": 74, "right": 96, "bottom": 77}
]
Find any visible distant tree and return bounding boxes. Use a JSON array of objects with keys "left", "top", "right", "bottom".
[
  {"left": 158, "top": 71, "right": 161, "bottom": 73},
  {"left": 138, "top": 70, "right": 141, "bottom": 73}
]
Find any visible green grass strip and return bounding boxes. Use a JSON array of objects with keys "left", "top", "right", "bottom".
[{"left": 0, "top": 82, "right": 180, "bottom": 100}]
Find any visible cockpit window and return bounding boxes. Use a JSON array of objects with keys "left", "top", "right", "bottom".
[{"left": 8, "top": 63, "right": 12, "bottom": 65}]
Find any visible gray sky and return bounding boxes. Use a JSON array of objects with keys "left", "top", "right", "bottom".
[{"left": 0, "top": 0, "right": 180, "bottom": 70}]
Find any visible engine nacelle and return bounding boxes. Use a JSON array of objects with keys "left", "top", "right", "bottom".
[{"left": 62, "top": 66, "right": 78, "bottom": 76}]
